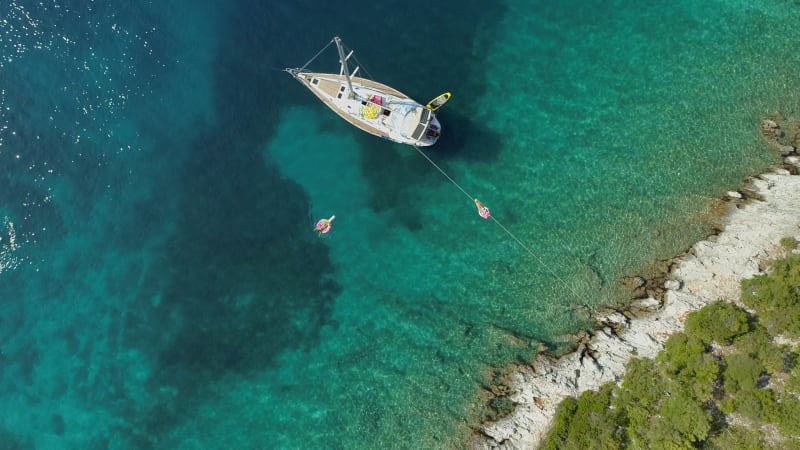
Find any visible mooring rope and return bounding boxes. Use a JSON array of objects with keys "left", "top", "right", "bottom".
[
  {"left": 413, "top": 145, "right": 584, "bottom": 302},
  {"left": 413, "top": 145, "right": 473, "bottom": 202}
]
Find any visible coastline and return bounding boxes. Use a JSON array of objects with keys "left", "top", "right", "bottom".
[{"left": 471, "top": 116, "right": 800, "bottom": 449}]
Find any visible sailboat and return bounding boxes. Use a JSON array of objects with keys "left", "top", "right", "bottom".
[{"left": 285, "top": 37, "right": 447, "bottom": 147}]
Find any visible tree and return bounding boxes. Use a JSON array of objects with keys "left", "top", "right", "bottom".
[
  {"left": 733, "top": 389, "right": 777, "bottom": 422},
  {"left": 614, "top": 358, "right": 664, "bottom": 446},
  {"left": 705, "top": 425, "right": 765, "bottom": 450},
  {"left": 646, "top": 390, "right": 711, "bottom": 448},
  {"left": 723, "top": 353, "right": 763, "bottom": 393},
  {"left": 685, "top": 301, "right": 750, "bottom": 345},
  {"left": 541, "top": 383, "right": 624, "bottom": 450},
  {"left": 542, "top": 396, "right": 578, "bottom": 450},
  {"left": 777, "top": 393, "right": 800, "bottom": 436},
  {"left": 658, "top": 333, "right": 719, "bottom": 401},
  {"left": 732, "top": 323, "right": 786, "bottom": 374},
  {"left": 741, "top": 254, "right": 800, "bottom": 337}
]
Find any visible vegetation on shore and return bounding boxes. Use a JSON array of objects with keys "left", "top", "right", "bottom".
[{"left": 540, "top": 238, "right": 800, "bottom": 449}]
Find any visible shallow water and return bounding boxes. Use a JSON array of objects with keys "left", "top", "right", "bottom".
[{"left": 1, "top": 0, "right": 799, "bottom": 448}]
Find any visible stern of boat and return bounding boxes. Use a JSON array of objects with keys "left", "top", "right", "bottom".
[{"left": 416, "top": 114, "right": 441, "bottom": 147}]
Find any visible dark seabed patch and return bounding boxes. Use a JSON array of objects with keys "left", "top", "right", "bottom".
[
  {"left": 111, "top": 1, "right": 513, "bottom": 444},
  {"left": 113, "top": 1, "right": 508, "bottom": 441},
  {"left": 116, "top": 2, "right": 345, "bottom": 442}
]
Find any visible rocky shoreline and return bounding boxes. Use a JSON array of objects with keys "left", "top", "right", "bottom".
[{"left": 471, "top": 116, "right": 800, "bottom": 449}]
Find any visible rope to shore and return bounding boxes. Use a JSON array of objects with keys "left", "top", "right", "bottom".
[{"left": 412, "top": 145, "right": 585, "bottom": 303}]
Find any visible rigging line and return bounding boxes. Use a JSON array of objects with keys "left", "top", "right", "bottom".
[
  {"left": 413, "top": 145, "right": 474, "bottom": 202},
  {"left": 412, "top": 145, "right": 584, "bottom": 302},
  {"left": 351, "top": 54, "right": 376, "bottom": 82},
  {"left": 299, "top": 38, "right": 335, "bottom": 71}
]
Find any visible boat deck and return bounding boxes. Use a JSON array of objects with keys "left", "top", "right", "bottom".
[
  {"left": 298, "top": 72, "right": 403, "bottom": 140},
  {"left": 316, "top": 78, "right": 342, "bottom": 99}
]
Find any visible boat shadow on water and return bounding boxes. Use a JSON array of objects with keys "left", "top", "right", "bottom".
[{"left": 356, "top": 114, "right": 503, "bottom": 232}]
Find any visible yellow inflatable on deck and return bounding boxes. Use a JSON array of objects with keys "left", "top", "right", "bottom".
[{"left": 360, "top": 104, "right": 381, "bottom": 119}]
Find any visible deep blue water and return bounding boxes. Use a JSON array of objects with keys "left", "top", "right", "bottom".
[{"left": 1, "top": 0, "right": 799, "bottom": 448}]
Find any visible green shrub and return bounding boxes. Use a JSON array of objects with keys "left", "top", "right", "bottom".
[
  {"left": 718, "top": 397, "right": 736, "bottom": 414},
  {"left": 646, "top": 390, "right": 711, "bottom": 449},
  {"left": 542, "top": 395, "right": 578, "bottom": 450},
  {"left": 658, "top": 333, "right": 719, "bottom": 401},
  {"left": 489, "top": 395, "right": 515, "bottom": 419},
  {"left": 780, "top": 236, "right": 798, "bottom": 250},
  {"left": 777, "top": 393, "right": 800, "bottom": 436},
  {"left": 659, "top": 333, "right": 706, "bottom": 369},
  {"left": 778, "top": 440, "right": 800, "bottom": 450},
  {"left": 741, "top": 254, "right": 800, "bottom": 337},
  {"left": 685, "top": 301, "right": 750, "bottom": 345},
  {"left": 616, "top": 358, "right": 662, "bottom": 412},
  {"left": 732, "top": 324, "right": 786, "bottom": 374},
  {"left": 705, "top": 425, "right": 765, "bottom": 450},
  {"left": 541, "top": 384, "right": 623, "bottom": 450},
  {"left": 787, "top": 361, "right": 800, "bottom": 394},
  {"left": 615, "top": 358, "right": 664, "bottom": 445},
  {"left": 733, "top": 389, "right": 777, "bottom": 422},
  {"left": 646, "top": 420, "right": 692, "bottom": 450},
  {"left": 723, "top": 353, "right": 763, "bottom": 393},
  {"left": 753, "top": 389, "right": 778, "bottom": 422}
]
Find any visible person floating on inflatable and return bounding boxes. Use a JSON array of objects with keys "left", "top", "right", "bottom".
[
  {"left": 474, "top": 199, "right": 491, "bottom": 220},
  {"left": 315, "top": 215, "right": 336, "bottom": 235}
]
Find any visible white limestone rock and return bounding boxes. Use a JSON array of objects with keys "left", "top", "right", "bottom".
[{"left": 726, "top": 190, "right": 743, "bottom": 199}]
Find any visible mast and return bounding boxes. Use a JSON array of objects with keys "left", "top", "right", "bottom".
[{"left": 334, "top": 36, "right": 355, "bottom": 99}]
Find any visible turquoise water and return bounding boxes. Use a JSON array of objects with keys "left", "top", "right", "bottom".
[{"left": 1, "top": 0, "right": 799, "bottom": 448}]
